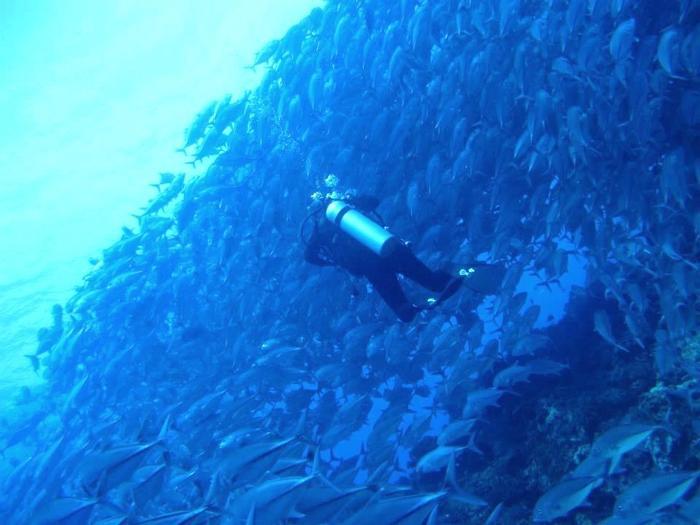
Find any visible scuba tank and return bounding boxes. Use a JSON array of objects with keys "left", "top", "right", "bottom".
[{"left": 325, "top": 200, "right": 401, "bottom": 257}]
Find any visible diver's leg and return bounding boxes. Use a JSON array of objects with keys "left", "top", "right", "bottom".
[
  {"left": 365, "top": 269, "right": 419, "bottom": 322},
  {"left": 389, "top": 244, "right": 452, "bottom": 292}
]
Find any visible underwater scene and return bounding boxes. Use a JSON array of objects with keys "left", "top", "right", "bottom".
[{"left": 1, "top": 0, "right": 699, "bottom": 523}]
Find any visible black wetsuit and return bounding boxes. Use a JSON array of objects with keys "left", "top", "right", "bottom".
[{"left": 303, "top": 196, "right": 455, "bottom": 322}]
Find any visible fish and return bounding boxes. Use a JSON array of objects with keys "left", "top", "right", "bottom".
[
  {"left": 565, "top": 0, "right": 584, "bottom": 35},
  {"left": 251, "top": 39, "right": 281, "bottom": 67},
  {"left": 525, "top": 359, "right": 568, "bottom": 377},
  {"left": 296, "top": 484, "right": 371, "bottom": 524},
  {"left": 657, "top": 29, "right": 682, "bottom": 77},
  {"left": 416, "top": 445, "right": 467, "bottom": 475},
  {"left": 484, "top": 502, "right": 504, "bottom": 525},
  {"left": 436, "top": 418, "right": 481, "bottom": 448},
  {"left": 573, "top": 423, "right": 671, "bottom": 477},
  {"left": 553, "top": 57, "right": 580, "bottom": 80},
  {"left": 218, "top": 437, "right": 296, "bottom": 484},
  {"left": 129, "top": 463, "right": 168, "bottom": 509},
  {"left": 225, "top": 475, "right": 313, "bottom": 524},
  {"left": 498, "top": 0, "right": 520, "bottom": 36},
  {"left": 462, "top": 388, "right": 515, "bottom": 418},
  {"left": 610, "top": 18, "right": 636, "bottom": 62},
  {"left": 532, "top": 476, "right": 603, "bottom": 522},
  {"left": 614, "top": 471, "right": 700, "bottom": 516},
  {"left": 5, "top": 2, "right": 699, "bottom": 524},
  {"left": 660, "top": 148, "right": 690, "bottom": 210},
  {"left": 593, "top": 310, "right": 629, "bottom": 352},
  {"left": 142, "top": 174, "right": 186, "bottom": 216},
  {"left": 321, "top": 403, "right": 371, "bottom": 448},
  {"left": 93, "top": 517, "right": 130, "bottom": 525},
  {"left": 182, "top": 101, "right": 217, "bottom": 149},
  {"left": 32, "top": 497, "right": 98, "bottom": 525},
  {"left": 597, "top": 514, "right": 658, "bottom": 525},
  {"left": 80, "top": 440, "right": 164, "bottom": 494},
  {"left": 135, "top": 506, "right": 218, "bottom": 525},
  {"left": 445, "top": 453, "right": 487, "bottom": 507},
  {"left": 341, "top": 492, "right": 446, "bottom": 525},
  {"left": 308, "top": 72, "right": 323, "bottom": 112},
  {"left": 492, "top": 362, "right": 531, "bottom": 388}
]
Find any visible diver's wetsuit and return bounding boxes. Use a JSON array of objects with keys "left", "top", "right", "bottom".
[{"left": 304, "top": 196, "right": 457, "bottom": 322}]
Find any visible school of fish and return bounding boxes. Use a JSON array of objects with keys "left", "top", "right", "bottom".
[{"left": 1, "top": 0, "right": 699, "bottom": 523}]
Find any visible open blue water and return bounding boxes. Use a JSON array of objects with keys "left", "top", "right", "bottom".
[{"left": 0, "top": 0, "right": 321, "bottom": 408}]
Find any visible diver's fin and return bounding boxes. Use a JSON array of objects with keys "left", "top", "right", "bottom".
[
  {"left": 427, "top": 276, "right": 464, "bottom": 309},
  {"left": 460, "top": 264, "right": 506, "bottom": 295}
]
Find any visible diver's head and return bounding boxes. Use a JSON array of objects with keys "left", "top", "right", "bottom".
[
  {"left": 324, "top": 173, "right": 339, "bottom": 189},
  {"left": 309, "top": 174, "right": 357, "bottom": 206}
]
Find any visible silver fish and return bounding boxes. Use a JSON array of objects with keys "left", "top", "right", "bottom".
[
  {"left": 225, "top": 475, "right": 313, "bottom": 524},
  {"left": 532, "top": 476, "right": 602, "bottom": 522},
  {"left": 615, "top": 471, "right": 700, "bottom": 516},
  {"left": 610, "top": 18, "right": 636, "bottom": 62}
]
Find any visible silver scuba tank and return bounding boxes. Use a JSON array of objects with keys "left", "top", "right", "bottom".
[{"left": 325, "top": 200, "right": 401, "bottom": 257}]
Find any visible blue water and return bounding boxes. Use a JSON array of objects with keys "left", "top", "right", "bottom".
[
  {"left": 1, "top": 1, "right": 699, "bottom": 524},
  {"left": 0, "top": 0, "right": 321, "bottom": 409}
]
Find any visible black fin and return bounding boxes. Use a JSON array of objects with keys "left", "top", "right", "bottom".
[{"left": 461, "top": 264, "right": 506, "bottom": 295}]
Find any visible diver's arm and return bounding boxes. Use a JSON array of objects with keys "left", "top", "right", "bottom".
[{"left": 304, "top": 232, "right": 334, "bottom": 267}]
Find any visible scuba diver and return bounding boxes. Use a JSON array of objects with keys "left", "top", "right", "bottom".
[{"left": 300, "top": 181, "right": 505, "bottom": 322}]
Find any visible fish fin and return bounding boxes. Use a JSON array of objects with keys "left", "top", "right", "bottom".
[
  {"left": 466, "top": 432, "right": 484, "bottom": 456},
  {"left": 245, "top": 502, "right": 256, "bottom": 525},
  {"left": 445, "top": 452, "right": 459, "bottom": 491},
  {"left": 157, "top": 414, "right": 171, "bottom": 441},
  {"left": 97, "top": 498, "right": 128, "bottom": 515},
  {"left": 204, "top": 470, "right": 220, "bottom": 506},
  {"left": 658, "top": 420, "right": 680, "bottom": 439},
  {"left": 615, "top": 342, "right": 631, "bottom": 353},
  {"left": 426, "top": 504, "right": 439, "bottom": 525},
  {"left": 316, "top": 471, "right": 343, "bottom": 494},
  {"left": 446, "top": 453, "right": 488, "bottom": 506},
  {"left": 502, "top": 388, "right": 522, "bottom": 398},
  {"left": 447, "top": 491, "right": 488, "bottom": 507},
  {"left": 24, "top": 354, "right": 39, "bottom": 373},
  {"left": 288, "top": 509, "right": 305, "bottom": 519},
  {"left": 485, "top": 502, "right": 505, "bottom": 525},
  {"left": 604, "top": 456, "right": 622, "bottom": 477},
  {"left": 294, "top": 410, "right": 313, "bottom": 446},
  {"left": 94, "top": 470, "right": 107, "bottom": 498}
]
